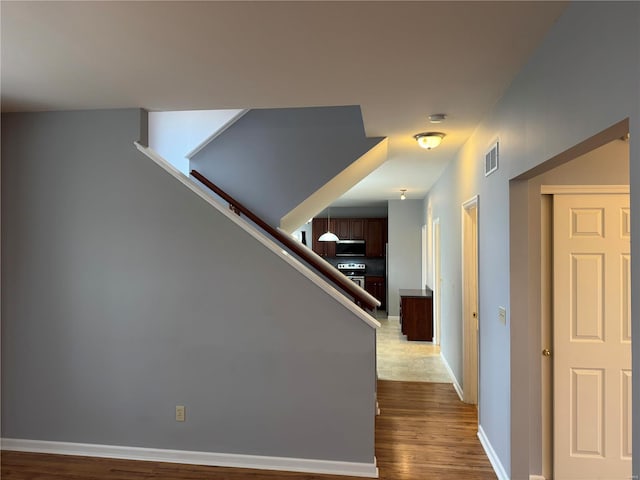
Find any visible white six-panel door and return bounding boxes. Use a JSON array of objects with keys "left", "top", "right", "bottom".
[{"left": 553, "top": 193, "right": 631, "bottom": 479}]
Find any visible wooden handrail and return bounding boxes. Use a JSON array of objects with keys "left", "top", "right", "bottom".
[{"left": 190, "top": 170, "right": 380, "bottom": 311}]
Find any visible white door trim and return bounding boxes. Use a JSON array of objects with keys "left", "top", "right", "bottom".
[
  {"left": 540, "top": 184, "right": 629, "bottom": 195},
  {"left": 462, "top": 195, "right": 479, "bottom": 210},
  {"left": 540, "top": 194, "right": 553, "bottom": 479},
  {"left": 421, "top": 224, "right": 428, "bottom": 289},
  {"left": 462, "top": 195, "right": 479, "bottom": 406},
  {"left": 433, "top": 218, "right": 441, "bottom": 346}
]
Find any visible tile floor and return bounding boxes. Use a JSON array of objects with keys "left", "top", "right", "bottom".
[{"left": 376, "top": 311, "right": 452, "bottom": 383}]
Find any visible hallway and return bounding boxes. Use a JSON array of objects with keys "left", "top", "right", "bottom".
[{"left": 376, "top": 313, "right": 452, "bottom": 383}]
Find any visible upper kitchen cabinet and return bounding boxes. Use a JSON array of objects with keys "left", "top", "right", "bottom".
[
  {"left": 312, "top": 218, "right": 336, "bottom": 257},
  {"left": 335, "top": 218, "right": 365, "bottom": 240},
  {"left": 351, "top": 219, "right": 365, "bottom": 239},
  {"left": 365, "top": 218, "right": 387, "bottom": 257},
  {"left": 312, "top": 217, "right": 386, "bottom": 258}
]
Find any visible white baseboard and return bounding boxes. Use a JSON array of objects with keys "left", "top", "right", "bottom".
[
  {"left": 477, "top": 426, "right": 509, "bottom": 480},
  {"left": 387, "top": 315, "right": 400, "bottom": 321},
  {"left": 530, "top": 475, "right": 546, "bottom": 480},
  {"left": 440, "top": 352, "right": 463, "bottom": 401},
  {"left": 1, "top": 438, "right": 378, "bottom": 478}
]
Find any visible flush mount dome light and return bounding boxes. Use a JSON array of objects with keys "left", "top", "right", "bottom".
[{"left": 414, "top": 132, "right": 445, "bottom": 150}]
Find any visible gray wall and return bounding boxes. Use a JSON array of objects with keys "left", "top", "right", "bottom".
[
  {"left": 387, "top": 200, "right": 423, "bottom": 316},
  {"left": 1, "top": 109, "right": 377, "bottom": 463},
  {"left": 423, "top": 166, "right": 464, "bottom": 385},
  {"left": 423, "top": 2, "right": 639, "bottom": 477},
  {"left": 190, "top": 106, "right": 383, "bottom": 227},
  {"left": 316, "top": 205, "right": 388, "bottom": 218}
]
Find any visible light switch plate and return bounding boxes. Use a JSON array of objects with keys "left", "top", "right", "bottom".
[{"left": 498, "top": 306, "right": 507, "bottom": 325}]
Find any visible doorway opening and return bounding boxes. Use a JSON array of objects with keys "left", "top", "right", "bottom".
[
  {"left": 462, "top": 196, "right": 479, "bottom": 406},
  {"left": 508, "top": 119, "right": 631, "bottom": 479}
]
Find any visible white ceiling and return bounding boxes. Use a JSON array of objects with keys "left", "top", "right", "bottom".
[{"left": 1, "top": 1, "right": 567, "bottom": 206}]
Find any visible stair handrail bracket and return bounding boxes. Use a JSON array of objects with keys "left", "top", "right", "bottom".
[{"left": 134, "top": 142, "right": 380, "bottom": 329}]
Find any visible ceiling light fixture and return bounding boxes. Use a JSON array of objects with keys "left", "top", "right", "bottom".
[
  {"left": 318, "top": 207, "right": 339, "bottom": 242},
  {"left": 428, "top": 113, "right": 447, "bottom": 124},
  {"left": 400, "top": 189, "right": 407, "bottom": 200},
  {"left": 414, "top": 132, "right": 446, "bottom": 150}
]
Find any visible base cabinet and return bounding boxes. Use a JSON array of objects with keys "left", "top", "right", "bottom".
[
  {"left": 365, "top": 276, "right": 385, "bottom": 310},
  {"left": 399, "top": 289, "right": 433, "bottom": 341}
]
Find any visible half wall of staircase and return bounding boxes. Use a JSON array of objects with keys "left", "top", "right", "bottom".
[{"left": 1, "top": 109, "right": 378, "bottom": 477}]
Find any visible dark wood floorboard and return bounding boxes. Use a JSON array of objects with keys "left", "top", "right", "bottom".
[{"left": 1, "top": 380, "right": 496, "bottom": 480}]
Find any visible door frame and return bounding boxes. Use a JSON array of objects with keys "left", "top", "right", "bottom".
[
  {"left": 462, "top": 196, "right": 479, "bottom": 405},
  {"left": 421, "top": 224, "right": 428, "bottom": 289},
  {"left": 540, "top": 185, "right": 630, "bottom": 479},
  {"left": 433, "top": 217, "right": 441, "bottom": 345}
]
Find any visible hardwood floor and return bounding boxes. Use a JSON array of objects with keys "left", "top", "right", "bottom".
[
  {"left": 375, "top": 381, "right": 496, "bottom": 480},
  {"left": 1, "top": 381, "right": 496, "bottom": 480}
]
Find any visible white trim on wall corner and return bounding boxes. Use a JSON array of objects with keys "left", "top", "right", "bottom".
[
  {"left": 440, "top": 353, "right": 463, "bottom": 401},
  {"left": 387, "top": 315, "right": 400, "bottom": 321},
  {"left": 477, "top": 427, "right": 509, "bottom": 480},
  {"left": 0, "top": 438, "right": 379, "bottom": 478},
  {"left": 185, "top": 109, "right": 250, "bottom": 160}
]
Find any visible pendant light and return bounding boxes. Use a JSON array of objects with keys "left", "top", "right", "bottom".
[{"left": 318, "top": 208, "right": 339, "bottom": 242}]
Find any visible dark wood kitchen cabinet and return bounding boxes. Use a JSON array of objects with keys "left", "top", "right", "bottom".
[
  {"left": 335, "top": 219, "right": 351, "bottom": 240},
  {"left": 335, "top": 218, "right": 365, "bottom": 240},
  {"left": 399, "top": 289, "right": 433, "bottom": 341},
  {"left": 312, "top": 217, "right": 386, "bottom": 257},
  {"left": 350, "top": 219, "right": 365, "bottom": 239},
  {"left": 311, "top": 218, "right": 336, "bottom": 257},
  {"left": 365, "top": 276, "right": 385, "bottom": 310},
  {"left": 365, "top": 218, "right": 387, "bottom": 257}
]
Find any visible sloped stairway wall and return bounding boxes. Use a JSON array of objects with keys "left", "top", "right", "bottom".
[{"left": 190, "top": 105, "right": 384, "bottom": 228}]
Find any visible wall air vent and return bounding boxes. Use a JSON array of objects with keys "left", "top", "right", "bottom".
[{"left": 484, "top": 141, "right": 499, "bottom": 177}]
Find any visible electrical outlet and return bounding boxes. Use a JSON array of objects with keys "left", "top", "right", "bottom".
[
  {"left": 175, "top": 405, "right": 185, "bottom": 422},
  {"left": 498, "top": 306, "right": 507, "bottom": 325}
]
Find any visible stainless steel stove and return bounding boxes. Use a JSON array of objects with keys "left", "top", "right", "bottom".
[{"left": 336, "top": 262, "right": 366, "bottom": 288}]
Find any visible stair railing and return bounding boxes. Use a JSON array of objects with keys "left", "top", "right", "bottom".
[{"left": 191, "top": 170, "right": 380, "bottom": 312}]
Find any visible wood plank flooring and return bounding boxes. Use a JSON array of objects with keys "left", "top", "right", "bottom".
[
  {"left": 375, "top": 381, "right": 496, "bottom": 480},
  {"left": 1, "top": 380, "right": 496, "bottom": 480}
]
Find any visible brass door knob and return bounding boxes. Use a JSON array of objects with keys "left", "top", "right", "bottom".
[{"left": 542, "top": 348, "right": 551, "bottom": 357}]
